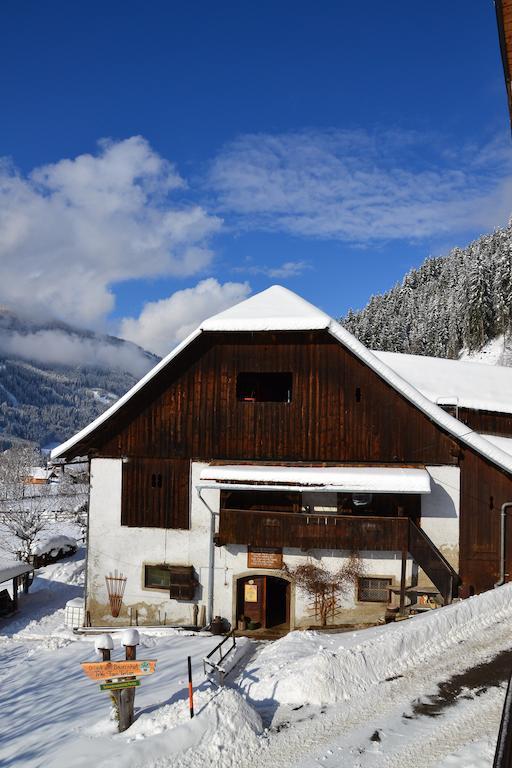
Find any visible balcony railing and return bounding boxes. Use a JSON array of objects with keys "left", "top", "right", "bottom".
[
  {"left": 216, "top": 507, "right": 409, "bottom": 552},
  {"left": 216, "top": 508, "right": 461, "bottom": 604}
]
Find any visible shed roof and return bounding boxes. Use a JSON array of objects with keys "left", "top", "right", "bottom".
[
  {"left": 51, "top": 286, "right": 512, "bottom": 477},
  {"left": 0, "top": 560, "right": 34, "bottom": 583}
]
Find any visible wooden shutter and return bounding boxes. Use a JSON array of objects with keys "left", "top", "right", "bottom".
[{"left": 121, "top": 458, "right": 190, "bottom": 529}]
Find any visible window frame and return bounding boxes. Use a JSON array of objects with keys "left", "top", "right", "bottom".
[{"left": 357, "top": 576, "right": 392, "bottom": 603}]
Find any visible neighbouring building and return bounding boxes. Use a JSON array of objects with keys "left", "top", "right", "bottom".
[{"left": 51, "top": 287, "right": 512, "bottom": 631}]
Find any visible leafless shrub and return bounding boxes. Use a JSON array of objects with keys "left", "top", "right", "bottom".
[{"left": 289, "top": 552, "right": 365, "bottom": 626}]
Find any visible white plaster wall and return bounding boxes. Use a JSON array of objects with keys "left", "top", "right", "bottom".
[
  {"left": 421, "top": 466, "right": 460, "bottom": 568},
  {"left": 87, "top": 460, "right": 450, "bottom": 627},
  {"left": 87, "top": 458, "right": 214, "bottom": 625}
]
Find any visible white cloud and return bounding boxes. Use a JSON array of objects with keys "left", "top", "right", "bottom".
[
  {"left": 120, "top": 278, "right": 251, "bottom": 356},
  {"left": 233, "top": 260, "right": 310, "bottom": 278},
  {"left": 0, "top": 137, "right": 222, "bottom": 327},
  {"left": 0, "top": 329, "right": 154, "bottom": 377},
  {"left": 209, "top": 129, "right": 512, "bottom": 243}
]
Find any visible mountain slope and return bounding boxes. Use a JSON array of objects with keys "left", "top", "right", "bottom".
[
  {"left": 343, "top": 224, "right": 512, "bottom": 362},
  {"left": 0, "top": 311, "right": 158, "bottom": 450}
]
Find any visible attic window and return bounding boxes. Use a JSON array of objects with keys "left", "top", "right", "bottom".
[{"left": 236, "top": 372, "right": 292, "bottom": 403}]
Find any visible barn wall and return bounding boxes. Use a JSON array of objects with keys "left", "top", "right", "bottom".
[
  {"left": 459, "top": 450, "right": 512, "bottom": 593},
  {"left": 81, "top": 331, "right": 512, "bottom": 598},
  {"left": 93, "top": 331, "right": 459, "bottom": 465},
  {"left": 421, "top": 466, "right": 460, "bottom": 571},
  {"left": 456, "top": 408, "right": 512, "bottom": 438}
]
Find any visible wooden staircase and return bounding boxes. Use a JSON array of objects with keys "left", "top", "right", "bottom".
[{"left": 407, "top": 519, "right": 461, "bottom": 606}]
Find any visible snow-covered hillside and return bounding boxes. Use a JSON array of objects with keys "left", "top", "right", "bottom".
[
  {"left": 344, "top": 224, "right": 512, "bottom": 364},
  {"left": 0, "top": 309, "right": 158, "bottom": 449}
]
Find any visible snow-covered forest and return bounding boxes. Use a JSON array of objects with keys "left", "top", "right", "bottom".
[{"left": 343, "top": 224, "right": 512, "bottom": 359}]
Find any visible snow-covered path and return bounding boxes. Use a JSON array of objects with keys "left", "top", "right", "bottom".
[{"left": 244, "top": 612, "right": 512, "bottom": 768}]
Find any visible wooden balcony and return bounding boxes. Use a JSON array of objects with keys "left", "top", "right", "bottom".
[{"left": 216, "top": 508, "right": 409, "bottom": 551}]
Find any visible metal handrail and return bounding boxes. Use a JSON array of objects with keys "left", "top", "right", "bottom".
[
  {"left": 222, "top": 507, "right": 410, "bottom": 525},
  {"left": 494, "top": 670, "right": 512, "bottom": 767},
  {"left": 203, "top": 630, "right": 237, "bottom": 679}
]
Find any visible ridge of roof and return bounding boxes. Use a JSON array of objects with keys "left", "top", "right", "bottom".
[
  {"left": 201, "top": 285, "right": 331, "bottom": 331},
  {"left": 50, "top": 286, "right": 512, "bottom": 476}
]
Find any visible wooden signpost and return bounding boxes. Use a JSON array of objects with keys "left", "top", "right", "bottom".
[
  {"left": 81, "top": 659, "right": 157, "bottom": 681},
  {"left": 81, "top": 630, "right": 157, "bottom": 733}
]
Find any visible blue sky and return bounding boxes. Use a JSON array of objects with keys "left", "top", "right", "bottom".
[{"left": 0, "top": 0, "right": 511, "bottom": 357}]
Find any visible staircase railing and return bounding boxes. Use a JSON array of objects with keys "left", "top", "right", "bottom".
[{"left": 408, "top": 519, "right": 460, "bottom": 604}]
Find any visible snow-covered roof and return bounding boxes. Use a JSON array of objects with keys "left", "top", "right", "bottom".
[
  {"left": 374, "top": 351, "right": 512, "bottom": 415},
  {"left": 201, "top": 285, "right": 331, "bottom": 332},
  {"left": 51, "top": 285, "right": 512, "bottom": 477},
  {"left": 199, "top": 465, "right": 432, "bottom": 493},
  {"left": 0, "top": 560, "right": 34, "bottom": 583},
  {"left": 478, "top": 434, "right": 512, "bottom": 458}
]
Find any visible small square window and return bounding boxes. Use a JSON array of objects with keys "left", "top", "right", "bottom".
[
  {"left": 144, "top": 564, "right": 197, "bottom": 599},
  {"left": 358, "top": 577, "right": 391, "bottom": 602},
  {"left": 145, "top": 565, "right": 172, "bottom": 590}
]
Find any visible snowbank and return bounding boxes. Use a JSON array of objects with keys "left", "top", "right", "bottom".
[
  {"left": 31, "top": 534, "right": 77, "bottom": 556},
  {"left": 238, "top": 584, "right": 512, "bottom": 706}
]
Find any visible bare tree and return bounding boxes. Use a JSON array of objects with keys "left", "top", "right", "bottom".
[
  {"left": 0, "top": 446, "right": 51, "bottom": 561},
  {"left": 289, "top": 553, "right": 365, "bottom": 627}
]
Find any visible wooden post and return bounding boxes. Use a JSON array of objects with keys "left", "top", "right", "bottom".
[
  {"left": 399, "top": 549, "right": 407, "bottom": 615},
  {"left": 12, "top": 576, "right": 18, "bottom": 611},
  {"left": 188, "top": 656, "right": 194, "bottom": 718},
  {"left": 116, "top": 642, "right": 137, "bottom": 732}
]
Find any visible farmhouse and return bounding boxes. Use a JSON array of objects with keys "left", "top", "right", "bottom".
[{"left": 51, "top": 286, "right": 512, "bottom": 630}]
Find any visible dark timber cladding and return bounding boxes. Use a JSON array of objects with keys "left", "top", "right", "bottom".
[
  {"left": 456, "top": 408, "right": 512, "bottom": 439},
  {"left": 460, "top": 449, "right": 512, "bottom": 592},
  {"left": 121, "top": 457, "right": 190, "bottom": 528},
  {"left": 92, "top": 331, "right": 459, "bottom": 463}
]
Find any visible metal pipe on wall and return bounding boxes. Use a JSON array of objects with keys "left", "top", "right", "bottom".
[
  {"left": 495, "top": 502, "right": 512, "bottom": 588},
  {"left": 196, "top": 486, "right": 218, "bottom": 625}
]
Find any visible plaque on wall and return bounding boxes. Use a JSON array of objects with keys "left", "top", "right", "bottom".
[{"left": 247, "top": 547, "right": 283, "bottom": 569}]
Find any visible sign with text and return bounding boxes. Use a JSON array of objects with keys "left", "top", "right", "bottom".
[
  {"left": 81, "top": 659, "right": 157, "bottom": 682},
  {"left": 100, "top": 679, "right": 141, "bottom": 691},
  {"left": 247, "top": 547, "right": 283, "bottom": 570}
]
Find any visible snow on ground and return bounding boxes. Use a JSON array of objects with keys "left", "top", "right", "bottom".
[
  {"left": 2, "top": 545, "right": 512, "bottom": 768},
  {"left": 0, "top": 548, "right": 254, "bottom": 768}
]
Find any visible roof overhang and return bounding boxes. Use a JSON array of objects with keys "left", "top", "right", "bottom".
[
  {"left": 198, "top": 464, "right": 432, "bottom": 494},
  {"left": 0, "top": 561, "right": 34, "bottom": 583}
]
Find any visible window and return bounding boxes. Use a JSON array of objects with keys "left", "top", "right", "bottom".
[
  {"left": 145, "top": 565, "right": 173, "bottom": 590},
  {"left": 358, "top": 577, "right": 391, "bottom": 602},
  {"left": 236, "top": 372, "right": 292, "bottom": 403},
  {"left": 144, "top": 564, "right": 197, "bottom": 600}
]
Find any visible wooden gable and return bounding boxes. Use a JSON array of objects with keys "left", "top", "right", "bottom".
[{"left": 93, "top": 330, "right": 460, "bottom": 465}]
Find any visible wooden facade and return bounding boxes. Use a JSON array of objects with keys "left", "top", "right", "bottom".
[
  {"left": 83, "top": 331, "right": 460, "bottom": 465},
  {"left": 65, "top": 329, "right": 512, "bottom": 595},
  {"left": 451, "top": 407, "right": 512, "bottom": 438}
]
